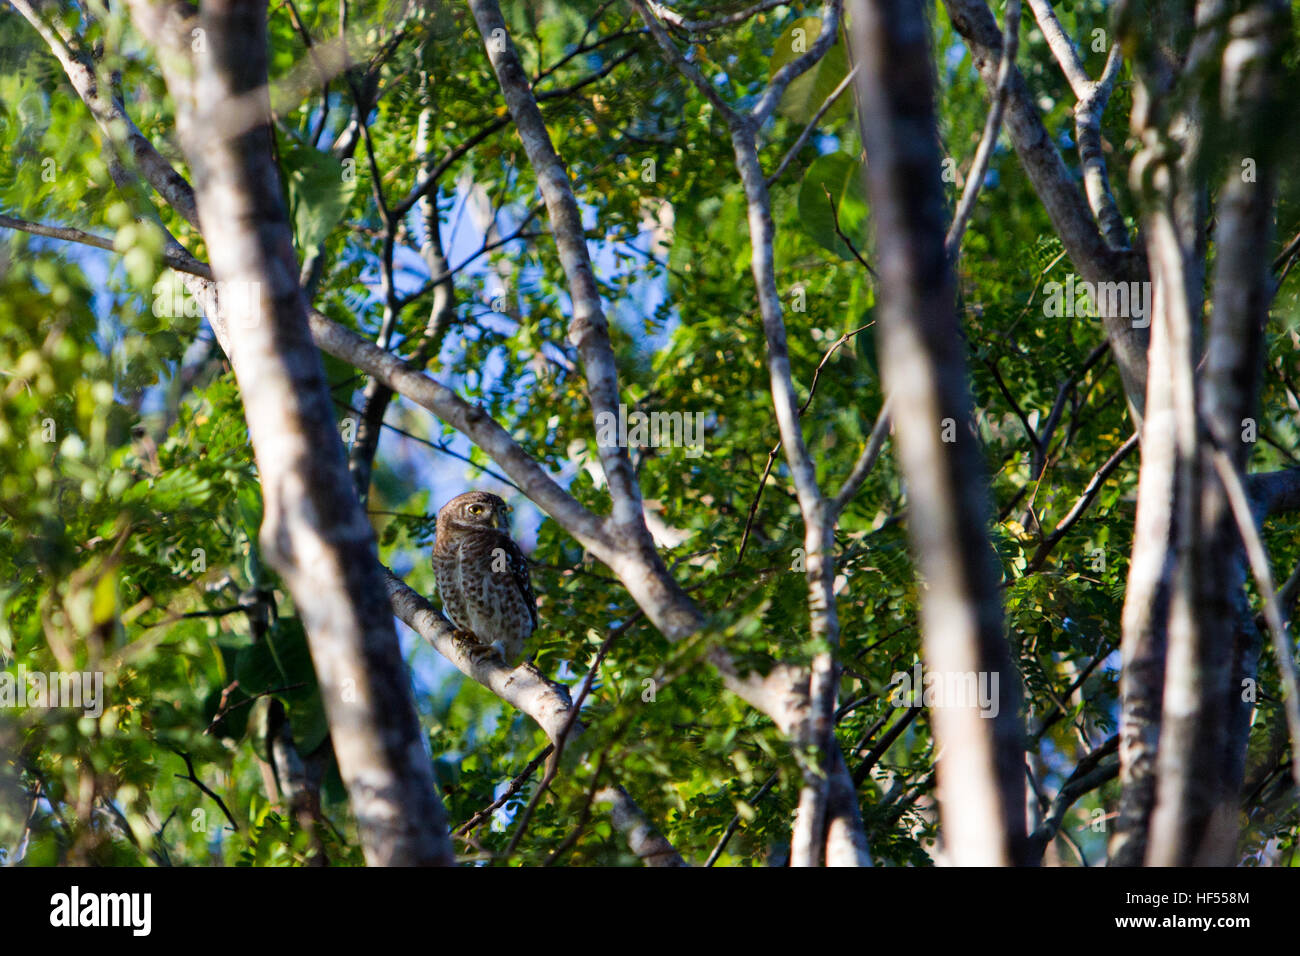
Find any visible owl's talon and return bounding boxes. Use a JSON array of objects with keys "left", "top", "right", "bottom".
[
  {"left": 450, "top": 628, "right": 477, "bottom": 648},
  {"left": 464, "top": 640, "right": 507, "bottom": 665},
  {"left": 451, "top": 629, "right": 488, "bottom": 658}
]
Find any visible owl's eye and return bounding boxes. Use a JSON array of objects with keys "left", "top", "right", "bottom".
[{"left": 469, "top": 505, "right": 484, "bottom": 515}]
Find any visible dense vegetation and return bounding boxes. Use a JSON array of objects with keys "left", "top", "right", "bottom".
[{"left": 1, "top": 0, "right": 1298, "bottom": 866}]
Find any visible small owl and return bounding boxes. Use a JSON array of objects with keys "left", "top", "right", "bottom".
[{"left": 433, "top": 491, "right": 537, "bottom": 666}]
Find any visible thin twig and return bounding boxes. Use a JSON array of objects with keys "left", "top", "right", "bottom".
[
  {"left": 853, "top": 705, "right": 920, "bottom": 785},
  {"left": 170, "top": 749, "right": 240, "bottom": 832},
  {"left": 945, "top": 0, "right": 1020, "bottom": 256},
  {"left": 455, "top": 745, "right": 553, "bottom": 836},
  {"left": 0, "top": 214, "right": 211, "bottom": 276},
  {"left": 1027, "top": 431, "right": 1139, "bottom": 572},
  {"left": 1026, "top": 734, "right": 1118, "bottom": 857},
  {"left": 704, "top": 771, "right": 779, "bottom": 866},
  {"left": 766, "top": 65, "right": 860, "bottom": 188},
  {"left": 501, "top": 620, "right": 629, "bottom": 856},
  {"left": 735, "top": 323, "right": 874, "bottom": 565},
  {"left": 1210, "top": 449, "right": 1300, "bottom": 792}
]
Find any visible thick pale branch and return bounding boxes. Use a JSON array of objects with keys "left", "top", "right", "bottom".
[
  {"left": 627, "top": 0, "right": 861, "bottom": 869},
  {"left": 945, "top": 0, "right": 1019, "bottom": 256},
  {"left": 1025, "top": 0, "right": 1129, "bottom": 249},
  {"left": 595, "top": 788, "right": 688, "bottom": 866},
  {"left": 148, "top": 0, "right": 452, "bottom": 866},
  {"left": 384, "top": 571, "right": 578, "bottom": 742},
  {"left": 385, "top": 572, "right": 687, "bottom": 865},
  {"left": 1025, "top": 0, "right": 1092, "bottom": 96},
  {"left": 1075, "top": 45, "right": 1129, "bottom": 251},
  {"left": 11, "top": 0, "right": 201, "bottom": 226},
  {"left": 468, "top": 0, "right": 648, "bottom": 534},
  {"left": 852, "top": 0, "right": 1027, "bottom": 865},
  {"left": 941, "top": 0, "right": 1148, "bottom": 414}
]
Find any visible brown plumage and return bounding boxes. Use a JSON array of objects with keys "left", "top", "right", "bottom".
[{"left": 433, "top": 491, "right": 537, "bottom": 665}]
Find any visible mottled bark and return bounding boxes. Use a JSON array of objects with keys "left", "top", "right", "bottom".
[
  {"left": 386, "top": 571, "right": 686, "bottom": 865},
  {"left": 467, "top": 0, "right": 647, "bottom": 534},
  {"left": 851, "top": 0, "right": 1027, "bottom": 865},
  {"left": 1115, "top": 0, "right": 1290, "bottom": 866},
  {"left": 631, "top": 0, "right": 860, "bottom": 866},
  {"left": 130, "top": 0, "right": 454, "bottom": 866},
  {"left": 1149, "top": 0, "right": 1287, "bottom": 865},
  {"left": 941, "top": 0, "right": 1150, "bottom": 418}
]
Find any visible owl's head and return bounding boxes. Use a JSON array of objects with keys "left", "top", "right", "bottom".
[{"left": 437, "top": 491, "right": 511, "bottom": 535}]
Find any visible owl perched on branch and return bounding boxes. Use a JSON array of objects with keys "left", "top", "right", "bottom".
[{"left": 433, "top": 491, "right": 537, "bottom": 666}]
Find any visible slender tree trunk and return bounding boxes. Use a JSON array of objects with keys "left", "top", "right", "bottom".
[
  {"left": 850, "top": 0, "right": 1027, "bottom": 865},
  {"left": 146, "top": 0, "right": 454, "bottom": 865}
]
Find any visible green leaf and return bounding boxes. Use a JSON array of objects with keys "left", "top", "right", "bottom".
[
  {"left": 286, "top": 685, "right": 330, "bottom": 754},
  {"left": 203, "top": 684, "right": 252, "bottom": 741},
  {"left": 797, "top": 152, "right": 869, "bottom": 259},
  {"left": 855, "top": 319, "right": 878, "bottom": 379},
  {"left": 280, "top": 136, "right": 357, "bottom": 253},
  {"left": 235, "top": 617, "right": 315, "bottom": 695},
  {"left": 770, "top": 19, "right": 852, "bottom": 125}
]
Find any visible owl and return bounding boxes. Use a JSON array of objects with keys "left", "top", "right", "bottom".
[{"left": 433, "top": 491, "right": 537, "bottom": 666}]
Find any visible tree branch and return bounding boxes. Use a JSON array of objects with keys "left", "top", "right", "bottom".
[
  {"left": 10, "top": 0, "right": 201, "bottom": 226},
  {"left": 945, "top": 0, "right": 1019, "bottom": 256},
  {"left": 1026, "top": 734, "right": 1119, "bottom": 859},
  {"left": 852, "top": 0, "right": 1028, "bottom": 865},
  {"left": 129, "top": 0, "right": 454, "bottom": 866},
  {"left": 940, "top": 0, "right": 1148, "bottom": 415},
  {"left": 468, "top": 0, "right": 650, "bottom": 535},
  {"left": 384, "top": 571, "right": 685, "bottom": 865}
]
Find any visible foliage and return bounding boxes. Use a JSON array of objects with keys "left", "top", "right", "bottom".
[{"left": 0, "top": 0, "right": 1298, "bottom": 867}]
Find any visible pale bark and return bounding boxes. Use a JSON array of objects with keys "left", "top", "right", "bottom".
[
  {"left": 385, "top": 572, "right": 687, "bottom": 865},
  {"left": 1110, "top": 0, "right": 1293, "bottom": 867},
  {"left": 13, "top": 0, "right": 1300, "bottom": 871},
  {"left": 851, "top": 0, "right": 1027, "bottom": 865},
  {"left": 630, "top": 0, "right": 862, "bottom": 867},
  {"left": 1144, "top": 0, "right": 1290, "bottom": 865},
  {"left": 8, "top": 0, "right": 201, "bottom": 227},
  {"left": 467, "top": 0, "right": 646, "bottom": 534},
  {"left": 941, "top": 0, "right": 1149, "bottom": 417},
  {"left": 596, "top": 788, "right": 688, "bottom": 867},
  {"left": 946, "top": 0, "right": 1019, "bottom": 256},
  {"left": 124, "top": 0, "right": 454, "bottom": 866},
  {"left": 1108, "top": 0, "right": 1204, "bottom": 868}
]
